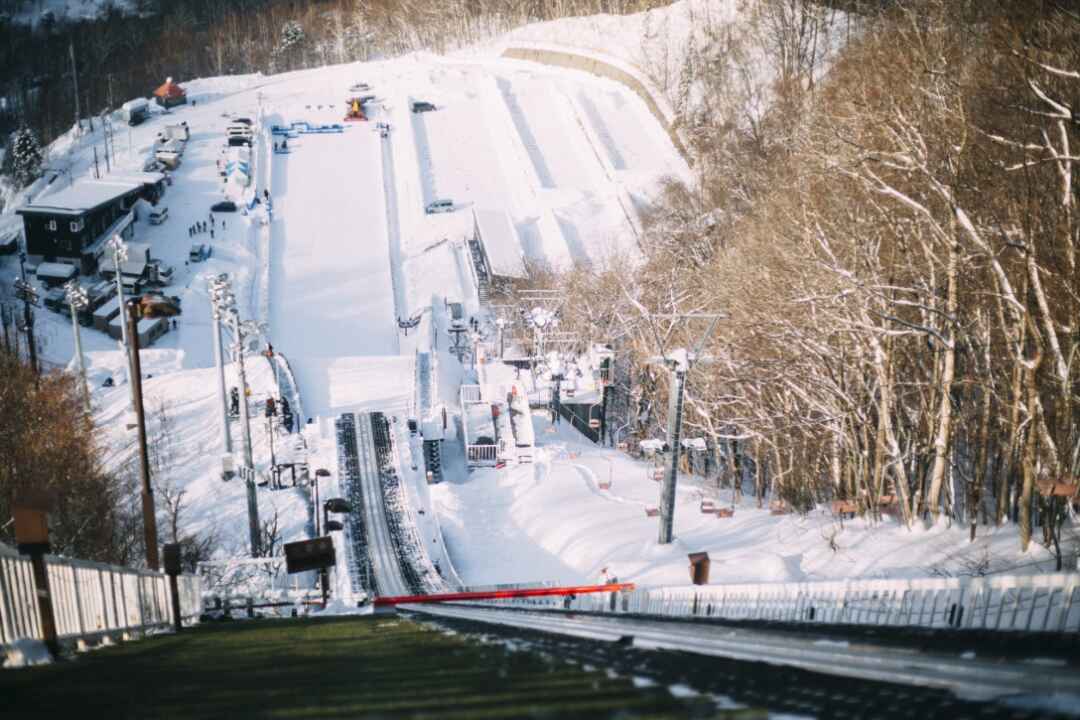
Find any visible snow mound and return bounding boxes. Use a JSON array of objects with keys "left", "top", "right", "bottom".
[{"left": 3, "top": 639, "right": 52, "bottom": 668}]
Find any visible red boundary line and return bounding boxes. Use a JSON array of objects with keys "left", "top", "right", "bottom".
[{"left": 374, "top": 583, "right": 635, "bottom": 607}]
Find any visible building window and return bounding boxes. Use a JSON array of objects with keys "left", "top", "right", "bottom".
[
  {"left": 70, "top": 219, "right": 84, "bottom": 233},
  {"left": 47, "top": 220, "right": 57, "bottom": 231}
]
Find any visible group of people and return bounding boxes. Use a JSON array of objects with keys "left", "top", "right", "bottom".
[{"left": 188, "top": 214, "right": 221, "bottom": 239}]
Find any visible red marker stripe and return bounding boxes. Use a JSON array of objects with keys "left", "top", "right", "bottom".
[{"left": 374, "top": 582, "right": 635, "bottom": 606}]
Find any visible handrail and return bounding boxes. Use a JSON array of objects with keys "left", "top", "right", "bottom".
[
  {"left": 461, "top": 572, "right": 1080, "bottom": 633},
  {"left": 376, "top": 582, "right": 635, "bottom": 606}
]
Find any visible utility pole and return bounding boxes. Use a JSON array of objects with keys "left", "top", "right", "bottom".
[
  {"left": 92, "top": 146, "right": 100, "bottom": 179},
  {"left": 15, "top": 253, "right": 38, "bottom": 377},
  {"left": 207, "top": 275, "right": 233, "bottom": 454},
  {"left": 1, "top": 303, "right": 11, "bottom": 352},
  {"left": 230, "top": 309, "right": 260, "bottom": 557},
  {"left": 125, "top": 300, "right": 160, "bottom": 570},
  {"left": 69, "top": 40, "right": 81, "bottom": 134},
  {"left": 102, "top": 119, "right": 111, "bottom": 174},
  {"left": 641, "top": 314, "right": 724, "bottom": 545},
  {"left": 64, "top": 280, "right": 90, "bottom": 412}
]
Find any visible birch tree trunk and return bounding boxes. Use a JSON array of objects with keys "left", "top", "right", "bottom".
[{"left": 926, "top": 235, "right": 959, "bottom": 522}]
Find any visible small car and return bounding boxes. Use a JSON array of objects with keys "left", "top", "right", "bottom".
[
  {"left": 148, "top": 206, "right": 169, "bottom": 225},
  {"left": 411, "top": 100, "right": 436, "bottom": 113},
  {"left": 189, "top": 243, "right": 212, "bottom": 262},
  {"left": 349, "top": 82, "right": 371, "bottom": 93},
  {"left": 425, "top": 198, "right": 454, "bottom": 214},
  {"left": 211, "top": 200, "right": 237, "bottom": 212}
]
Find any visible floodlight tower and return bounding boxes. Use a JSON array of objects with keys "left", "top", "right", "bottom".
[
  {"left": 207, "top": 275, "right": 234, "bottom": 454},
  {"left": 648, "top": 314, "right": 724, "bottom": 545},
  {"left": 63, "top": 280, "right": 90, "bottom": 411},
  {"left": 106, "top": 234, "right": 133, "bottom": 389}
]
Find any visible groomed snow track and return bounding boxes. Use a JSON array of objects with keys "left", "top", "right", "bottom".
[
  {"left": 335, "top": 413, "right": 374, "bottom": 596},
  {"left": 338, "top": 412, "right": 448, "bottom": 599},
  {"left": 372, "top": 412, "right": 449, "bottom": 595}
]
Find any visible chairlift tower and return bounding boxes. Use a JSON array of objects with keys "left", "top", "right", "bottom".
[{"left": 646, "top": 314, "right": 724, "bottom": 545}]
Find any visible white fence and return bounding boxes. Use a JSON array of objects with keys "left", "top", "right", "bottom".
[
  {"left": 469, "top": 573, "right": 1080, "bottom": 633},
  {"left": 1, "top": 542, "right": 202, "bottom": 652},
  {"left": 460, "top": 385, "right": 483, "bottom": 404},
  {"left": 460, "top": 384, "right": 500, "bottom": 467}
]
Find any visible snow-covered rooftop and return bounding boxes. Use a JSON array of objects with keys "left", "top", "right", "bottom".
[
  {"left": 21, "top": 178, "right": 145, "bottom": 216},
  {"left": 474, "top": 209, "right": 526, "bottom": 279}
]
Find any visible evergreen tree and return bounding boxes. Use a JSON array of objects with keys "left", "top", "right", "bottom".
[
  {"left": 279, "top": 20, "right": 304, "bottom": 55},
  {"left": 9, "top": 125, "right": 42, "bottom": 187}
]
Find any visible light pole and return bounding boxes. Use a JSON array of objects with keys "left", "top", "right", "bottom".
[
  {"left": 106, "top": 235, "right": 133, "bottom": 390},
  {"left": 207, "top": 275, "right": 233, "bottom": 454},
  {"left": 63, "top": 280, "right": 90, "bottom": 411}
]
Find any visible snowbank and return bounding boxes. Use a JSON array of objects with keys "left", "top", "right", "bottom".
[
  {"left": 433, "top": 411, "right": 1060, "bottom": 588},
  {"left": 3, "top": 639, "right": 52, "bottom": 668}
]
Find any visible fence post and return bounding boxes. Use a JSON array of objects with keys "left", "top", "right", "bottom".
[
  {"left": 163, "top": 543, "right": 183, "bottom": 632},
  {"left": 13, "top": 499, "right": 60, "bottom": 657},
  {"left": 23, "top": 549, "right": 60, "bottom": 657}
]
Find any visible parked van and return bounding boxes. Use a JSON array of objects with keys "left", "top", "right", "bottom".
[
  {"left": 425, "top": 198, "right": 454, "bottom": 214},
  {"left": 149, "top": 206, "right": 169, "bottom": 225}
]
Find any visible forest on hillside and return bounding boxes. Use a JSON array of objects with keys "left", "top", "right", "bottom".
[
  {"left": 543, "top": 0, "right": 1080, "bottom": 565},
  {"left": 0, "top": 0, "right": 666, "bottom": 148}
]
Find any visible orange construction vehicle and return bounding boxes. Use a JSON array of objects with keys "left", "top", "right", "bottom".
[{"left": 344, "top": 97, "right": 366, "bottom": 121}]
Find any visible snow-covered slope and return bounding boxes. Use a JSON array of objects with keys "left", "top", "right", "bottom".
[{"left": 4, "top": 3, "right": 1047, "bottom": 596}]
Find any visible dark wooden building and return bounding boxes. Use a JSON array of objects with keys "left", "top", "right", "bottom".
[{"left": 17, "top": 174, "right": 165, "bottom": 275}]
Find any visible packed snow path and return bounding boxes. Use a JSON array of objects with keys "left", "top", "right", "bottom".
[
  {"left": 340, "top": 412, "right": 410, "bottom": 597},
  {"left": 269, "top": 128, "right": 397, "bottom": 417}
]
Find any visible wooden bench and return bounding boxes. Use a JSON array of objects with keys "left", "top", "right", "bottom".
[
  {"left": 645, "top": 506, "right": 660, "bottom": 517},
  {"left": 700, "top": 500, "right": 716, "bottom": 514},
  {"left": 1037, "top": 480, "right": 1079, "bottom": 497},
  {"left": 715, "top": 508, "right": 735, "bottom": 518},
  {"left": 598, "top": 481, "right": 611, "bottom": 490},
  {"left": 769, "top": 500, "right": 790, "bottom": 516}
]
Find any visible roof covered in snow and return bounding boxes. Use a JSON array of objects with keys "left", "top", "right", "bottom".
[
  {"left": 19, "top": 178, "right": 146, "bottom": 216},
  {"left": 474, "top": 209, "right": 526, "bottom": 279},
  {"left": 154, "top": 78, "right": 186, "bottom": 99}
]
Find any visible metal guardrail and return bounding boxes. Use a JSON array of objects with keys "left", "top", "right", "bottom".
[
  {"left": 467, "top": 573, "right": 1080, "bottom": 633},
  {"left": 1, "top": 542, "right": 201, "bottom": 652}
]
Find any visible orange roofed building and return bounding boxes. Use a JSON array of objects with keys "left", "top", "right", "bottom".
[{"left": 153, "top": 77, "right": 187, "bottom": 108}]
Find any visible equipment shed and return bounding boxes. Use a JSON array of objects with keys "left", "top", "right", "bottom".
[
  {"left": 473, "top": 209, "right": 526, "bottom": 280},
  {"left": 93, "top": 295, "right": 123, "bottom": 332}
]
